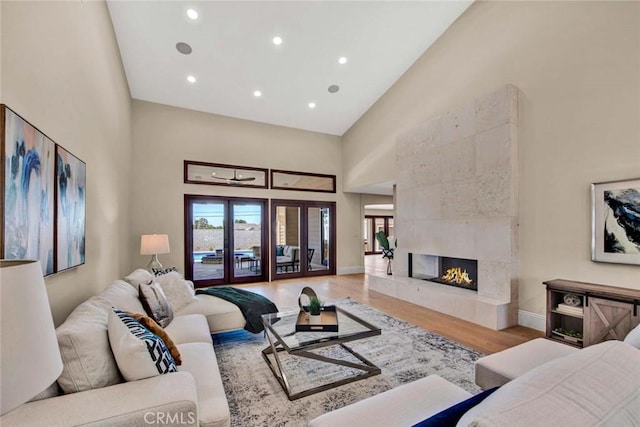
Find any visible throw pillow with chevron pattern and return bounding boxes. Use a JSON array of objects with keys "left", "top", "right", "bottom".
[{"left": 107, "top": 308, "right": 178, "bottom": 381}]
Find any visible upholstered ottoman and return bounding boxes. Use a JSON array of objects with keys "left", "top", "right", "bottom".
[
  {"left": 475, "top": 338, "right": 579, "bottom": 389},
  {"left": 307, "top": 375, "right": 471, "bottom": 427}
]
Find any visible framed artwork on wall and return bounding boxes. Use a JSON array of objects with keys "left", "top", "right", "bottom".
[
  {"left": 591, "top": 178, "right": 640, "bottom": 265},
  {"left": 56, "top": 145, "right": 86, "bottom": 271},
  {"left": 1, "top": 105, "right": 56, "bottom": 276}
]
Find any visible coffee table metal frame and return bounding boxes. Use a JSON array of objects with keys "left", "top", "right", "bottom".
[{"left": 261, "top": 306, "right": 382, "bottom": 400}]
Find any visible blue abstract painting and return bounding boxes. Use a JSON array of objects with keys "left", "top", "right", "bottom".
[
  {"left": 56, "top": 145, "right": 86, "bottom": 271},
  {"left": 2, "top": 106, "right": 55, "bottom": 275}
]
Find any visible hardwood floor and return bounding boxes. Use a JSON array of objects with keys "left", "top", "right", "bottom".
[{"left": 236, "top": 266, "right": 543, "bottom": 355}]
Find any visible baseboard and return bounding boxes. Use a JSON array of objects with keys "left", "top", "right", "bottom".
[
  {"left": 337, "top": 266, "right": 365, "bottom": 275},
  {"left": 518, "top": 310, "right": 545, "bottom": 331}
]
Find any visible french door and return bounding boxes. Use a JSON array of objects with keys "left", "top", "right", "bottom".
[
  {"left": 184, "top": 195, "right": 268, "bottom": 287},
  {"left": 271, "top": 200, "right": 336, "bottom": 280},
  {"left": 364, "top": 215, "right": 394, "bottom": 254}
]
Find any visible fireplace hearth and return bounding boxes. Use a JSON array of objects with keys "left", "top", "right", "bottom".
[{"left": 408, "top": 253, "right": 478, "bottom": 291}]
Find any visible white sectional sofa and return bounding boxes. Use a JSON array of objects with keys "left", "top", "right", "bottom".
[
  {"left": 309, "top": 339, "right": 640, "bottom": 426},
  {"left": 0, "top": 271, "right": 246, "bottom": 427}
]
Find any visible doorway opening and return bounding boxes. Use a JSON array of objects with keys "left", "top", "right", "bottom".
[
  {"left": 364, "top": 215, "right": 394, "bottom": 255},
  {"left": 271, "top": 200, "right": 336, "bottom": 279}
]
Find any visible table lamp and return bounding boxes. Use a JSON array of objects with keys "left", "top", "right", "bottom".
[
  {"left": 1, "top": 259, "right": 63, "bottom": 415},
  {"left": 140, "top": 234, "right": 170, "bottom": 272}
]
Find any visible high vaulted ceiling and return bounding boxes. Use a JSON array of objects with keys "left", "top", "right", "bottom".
[{"left": 107, "top": 1, "right": 472, "bottom": 136}]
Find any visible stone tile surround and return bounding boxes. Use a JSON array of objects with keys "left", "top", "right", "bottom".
[{"left": 371, "top": 85, "right": 519, "bottom": 330}]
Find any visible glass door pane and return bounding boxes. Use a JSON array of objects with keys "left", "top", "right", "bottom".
[
  {"left": 374, "top": 218, "right": 385, "bottom": 252},
  {"left": 186, "top": 195, "right": 267, "bottom": 287},
  {"left": 232, "top": 203, "right": 263, "bottom": 279},
  {"left": 191, "top": 201, "right": 226, "bottom": 282},
  {"left": 307, "top": 207, "right": 330, "bottom": 271},
  {"left": 274, "top": 205, "right": 301, "bottom": 275},
  {"left": 364, "top": 218, "right": 373, "bottom": 253},
  {"left": 388, "top": 218, "right": 394, "bottom": 242}
]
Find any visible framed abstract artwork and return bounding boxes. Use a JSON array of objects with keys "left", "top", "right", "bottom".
[
  {"left": 1, "top": 105, "right": 56, "bottom": 276},
  {"left": 591, "top": 178, "right": 640, "bottom": 265},
  {"left": 56, "top": 145, "right": 86, "bottom": 271}
]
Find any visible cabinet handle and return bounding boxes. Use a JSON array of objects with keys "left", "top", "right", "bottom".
[
  {"left": 584, "top": 293, "right": 589, "bottom": 307},
  {"left": 634, "top": 300, "right": 638, "bottom": 317}
]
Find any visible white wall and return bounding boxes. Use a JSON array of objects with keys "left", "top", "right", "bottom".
[
  {"left": 1, "top": 1, "right": 133, "bottom": 325},
  {"left": 343, "top": 1, "right": 640, "bottom": 317},
  {"left": 130, "top": 100, "right": 363, "bottom": 275}
]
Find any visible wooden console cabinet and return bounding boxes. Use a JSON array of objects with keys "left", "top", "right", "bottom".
[{"left": 544, "top": 279, "right": 640, "bottom": 348}]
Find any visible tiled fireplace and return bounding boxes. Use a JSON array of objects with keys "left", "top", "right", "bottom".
[{"left": 369, "top": 85, "right": 519, "bottom": 330}]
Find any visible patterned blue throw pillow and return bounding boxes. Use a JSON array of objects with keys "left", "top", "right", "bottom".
[
  {"left": 108, "top": 308, "right": 178, "bottom": 381},
  {"left": 152, "top": 266, "right": 179, "bottom": 276}
]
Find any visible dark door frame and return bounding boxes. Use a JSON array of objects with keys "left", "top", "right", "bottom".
[
  {"left": 184, "top": 194, "right": 269, "bottom": 288},
  {"left": 364, "top": 215, "right": 393, "bottom": 255},
  {"left": 270, "top": 199, "right": 336, "bottom": 280}
]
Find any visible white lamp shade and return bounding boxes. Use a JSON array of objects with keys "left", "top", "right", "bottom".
[
  {"left": 140, "top": 234, "right": 170, "bottom": 255},
  {"left": 1, "top": 260, "right": 63, "bottom": 415}
]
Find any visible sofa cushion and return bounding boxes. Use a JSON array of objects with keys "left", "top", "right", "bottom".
[
  {"left": 127, "top": 311, "right": 182, "bottom": 365},
  {"left": 457, "top": 340, "right": 640, "bottom": 426},
  {"left": 56, "top": 295, "right": 122, "bottom": 394},
  {"left": 139, "top": 281, "right": 174, "bottom": 327},
  {"left": 308, "top": 375, "right": 472, "bottom": 427},
  {"left": 108, "top": 309, "right": 178, "bottom": 381},
  {"left": 124, "top": 268, "right": 154, "bottom": 288},
  {"left": 175, "top": 294, "right": 245, "bottom": 333},
  {"left": 178, "top": 342, "right": 230, "bottom": 427},
  {"left": 413, "top": 387, "right": 498, "bottom": 426},
  {"left": 624, "top": 323, "right": 640, "bottom": 349},
  {"left": 101, "top": 279, "right": 146, "bottom": 313},
  {"left": 164, "top": 314, "right": 213, "bottom": 345},
  {"left": 155, "top": 271, "right": 197, "bottom": 312},
  {"left": 474, "top": 338, "right": 579, "bottom": 389}
]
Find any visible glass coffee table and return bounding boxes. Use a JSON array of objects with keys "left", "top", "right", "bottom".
[{"left": 261, "top": 306, "right": 381, "bottom": 400}]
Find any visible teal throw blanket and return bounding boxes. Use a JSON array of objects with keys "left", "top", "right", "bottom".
[{"left": 195, "top": 287, "right": 278, "bottom": 333}]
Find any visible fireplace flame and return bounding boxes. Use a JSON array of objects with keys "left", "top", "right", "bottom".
[{"left": 441, "top": 267, "right": 473, "bottom": 286}]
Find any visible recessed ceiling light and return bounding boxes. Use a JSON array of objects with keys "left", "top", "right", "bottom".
[
  {"left": 253, "top": 90, "right": 262, "bottom": 97},
  {"left": 187, "top": 9, "right": 198, "bottom": 20},
  {"left": 187, "top": 75, "right": 196, "bottom": 84},
  {"left": 338, "top": 56, "right": 348, "bottom": 65},
  {"left": 328, "top": 85, "right": 340, "bottom": 93},
  {"left": 176, "top": 42, "right": 192, "bottom": 55},
  {"left": 308, "top": 102, "right": 316, "bottom": 109},
  {"left": 272, "top": 36, "right": 283, "bottom": 46}
]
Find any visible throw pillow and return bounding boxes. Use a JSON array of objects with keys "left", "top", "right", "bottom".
[
  {"left": 124, "top": 268, "right": 154, "bottom": 288},
  {"left": 139, "top": 281, "right": 174, "bottom": 327},
  {"left": 108, "top": 309, "right": 178, "bottom": 381},
  {"left": 152, "top": 266, "right": 179, "bottom": 276},
  {"left": 155, "top": 271, "right": 197, "bottom": 312},
  {"left": 56, "top": 295, "right": 122, "bottom": 394},
  {"left": 412, "top": 387, "right": 500, "bottom": 427},
  {"left": 624, "top": 323, "right": 640, "bottom": 349},
  {"left": 276, "top": 245, "right": 284, "bottom": 256},
  {"left": 126, "top": 311, "right": 182, "bottom": 365}
]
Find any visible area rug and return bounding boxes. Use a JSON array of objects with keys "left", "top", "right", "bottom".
[{"left": 213, "top": 298, "right": 482, "bottom": 427}]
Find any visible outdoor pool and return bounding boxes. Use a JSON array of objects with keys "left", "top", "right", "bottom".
[{"left": 193, "top": 250, "right": 254, "bottom": 262}]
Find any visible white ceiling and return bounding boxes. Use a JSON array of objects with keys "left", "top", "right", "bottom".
[{"left": 107, "top": 1, "right": 472, "bottom": 136}]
